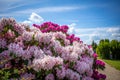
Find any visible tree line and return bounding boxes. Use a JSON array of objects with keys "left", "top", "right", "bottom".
[{"left": 92, "top": 39, "right": 120, "bottom": 60}]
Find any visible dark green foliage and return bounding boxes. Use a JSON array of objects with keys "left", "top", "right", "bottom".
[
  {"left": 110, "top": 40, "right": 120, "bottom": 60},
  {"left": 96, "top": 39, "right": 120, "bottom": 60},
  {"left": 91, "top": 40, "right": 97, "bottom": 52}
]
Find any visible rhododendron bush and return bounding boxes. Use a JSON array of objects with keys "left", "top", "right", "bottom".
[{"left": 0, "top": 18, "right": 106, "bottom": 80}]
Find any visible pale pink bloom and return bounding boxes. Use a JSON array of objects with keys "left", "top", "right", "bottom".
[
  {"left": 54, "top": 32, "right": 66, "bottom": 40},
  {"left": 81, "top": 56, "right": 94, "bottom": 68},
  {"left": 0, "top": 18, "right": 8, "bottom": 26},
  {"left": 5, "top": 29, "right": 15, "bottom": 39},
  {"left": 8, "top": 43, "right": 24, "bottom": 57},
  {"left": 30, "top": 26, "right": 41, "bottom": 32},
  {"left": 22, "top": 50, "right": 32, "bottom": 60},
  {"left": 0, "top": 50, "right": 11, "bottom": 60},
  {"left": 5, "top": 62, "right": 12, "bottom": 68},
  {"left": 7, "top": 18, "right": 16, "bottom": 26},
  {"left": 51, "top": 40, "right": 61, "bottom": 47},
  {"left": 0, "top": 38, "right": 7, "bottom": 48},
  {"left": 70, "top": 72, "right": 81, "bottom": 80},
  {"left": 65, "top": 45, "right": 74, "bottom": 52},
  {"left": 20, "top": 73, "right": 35, "bottom": 80},
  {"left": 32, "top": 55, "right": 63, "bottom": 71},
  {"left": 10, "top": 78, "right": 19, "bottom": 80},
  {"left": 61, "top": 48, "right": 70, "bottom": 61},
  {"left": 87, "top": 48, "right": 94, "bottom": 56},
  {"left": 64, "top": 39, "right": 70, "bottom": 46},
  {"left": 34, "top": 31, "right": 42, "bottom": 41},
  {"left": 54, "top": 56, "right": 63, "bottom": 65},
  {"left": 73, "top": 41, "right": 81, "bottom": 47},
  {"left": 36, "top": 32, "right": 53, "bottom": 44},
  {"left": 34, "top": 49, "right": 44, "bottom": 59},
  {"left": 66, "top": 69, "right": 81, "bottom": 80},
  {"left": 82, "top": 76, "right": 94, "bottom": 80},
  {"left": 42, "top": 33, "right": 52, "bottom": 44},
  {"left": 86, "top": 69, "right": 93, "bottom": 77},
  {"left": 56, "top": 66, "right": 66, "bottom": 79},
  {"left": 75, "top": 61, "right": 90, "bottom": 74},
  {"left": 45, "top": 74, "right": 55, "bottom": 80},
  {"left": 73, "top": 47, "right": 82, "bottom": 56},
  {"left": 54, "top": 44, "right": 63, "bottom": 54},
  {"left": 44, "top": 49, "right": 53, "bottom": 56},
  {"left": 14, "top": 23, "right": 25, "bottom": 34},
  {"left": 22, "top": 31, "right": 34, "bottom": 41},
  {"left": 0, "top": 21, "right": 4, "bottom": 32},
  {"left": 65, "top": 69, "right": 73, "bottom": 78},
  {"left": 29, "top": 46, "right": 38, "bottom": 53},
  {"left": 69, "top": 52, "right": 78, "bottom": 62}
]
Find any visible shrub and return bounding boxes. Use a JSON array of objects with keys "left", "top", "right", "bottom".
[{"left": 0, "top": 18, "right": 106, "bottom": 80}]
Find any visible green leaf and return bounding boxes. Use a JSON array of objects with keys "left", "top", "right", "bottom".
[
  {"left": 45, "top": 70, "right": 52, "bottom": 75},
  {"left": 24, "top": 60, "right": 28, "bottom": 65},
  {"left": 14, "top": 69, "right": 18, "bottom": 74},
  {"left": 70, "top": 62, "right": 75, "bottom": 68}
]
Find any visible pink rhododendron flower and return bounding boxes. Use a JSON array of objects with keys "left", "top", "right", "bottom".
[
  {"left": 45, "top": 74, "right": 55, "bottom": 80},
  {"left": 93, "top": 53, "right": 98, "bottom": 58}
]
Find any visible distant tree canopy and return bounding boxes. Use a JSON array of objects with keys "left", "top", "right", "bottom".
[
  {"left": 92, "top": 39, "right": 120, "bottom": 60},
  {"left": 110, "top": 40, "right": 120, "bottom": 59}
]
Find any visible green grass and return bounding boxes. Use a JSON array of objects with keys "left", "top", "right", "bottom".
[{"left": 102, "top": 59, "right": 120, "bottom": 71}]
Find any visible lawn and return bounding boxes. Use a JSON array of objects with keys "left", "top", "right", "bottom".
[{"left": 102, "top": 59, "right": 120, "bottom": 71}]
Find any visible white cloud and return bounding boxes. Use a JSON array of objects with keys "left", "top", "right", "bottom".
[
  {"left": 1, "top": 5, "right": 103, "bottom": 17},
  {"left": 0, "top": 6, "right": 82, "bottom": 16},
  {"left": 76, "top": 34, "right": 90, "bottom": 37},
  {"left": 29, "top": 12, "right": 44, "bottom": 23},
  {"left": 14, "top": 6, "right": 84, "bottom": 14},
  {"left": 0, "top": 3, "right": 107, "bottom": 17},
  {"left": 107, "top": 27, "right": 120, "bottom": 33},
  {"left": 68, "top": 23, "right": 76, "bottom": 34},
  {"left": 112, "top": 33, "right": 120, "bottom": 37},
  {"left": 23, "top": 12, "right": 44, "bottom": 24},
  {"left": 23, "top": 20, "right": 31, "bottom": 24},
  {"left": 67, "top": 23, "right": 120, "bottom": 44},
  {"left": 89, "top": 33, "right": 101, "bottom": 42}
]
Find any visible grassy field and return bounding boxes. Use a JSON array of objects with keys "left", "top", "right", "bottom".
[{"left": 102, "top": 59, "right": 120, "bottom": 71}]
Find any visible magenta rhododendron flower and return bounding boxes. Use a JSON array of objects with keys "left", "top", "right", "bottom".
[
  {"left": 93, "top": 53, "right": 98, "bottom": 58},
  {"left": 96, "top": 60, "right": 105, "bottom": 67}
]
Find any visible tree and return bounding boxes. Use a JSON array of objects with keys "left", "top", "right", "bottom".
[
  {"left": 97, "top": 39, "right": 120, "bottom": 60},
  {"left": 110, "top": 40, "right": 120, "bottom": 59},
  {"left": 92, "top": 40, "right": 97, "bottom": 52},
  {"left": 96, "top": 39, "right": 110, "bottom": 59}
]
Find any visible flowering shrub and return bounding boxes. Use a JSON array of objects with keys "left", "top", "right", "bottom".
[{"left": 0, "top": 18, "right": 106, "bottom": 80}]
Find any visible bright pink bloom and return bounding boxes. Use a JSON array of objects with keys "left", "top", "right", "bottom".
[{"left": 93, "top": 53, "right": 98, "bottom": 58}]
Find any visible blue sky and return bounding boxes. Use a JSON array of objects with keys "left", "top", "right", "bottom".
[{"left": 0, "top": 0, "right": 120, "bottom": 44}]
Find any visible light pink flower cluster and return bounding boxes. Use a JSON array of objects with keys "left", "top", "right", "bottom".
[
  {"left": 33, "top": 55, "right": 63, "bottom": 71},
  {"left": 22, "top": 31, "right": 34, "bottom": 41},
  {"left": 56, "top": 66, "right": 66, "bottom": 79},
  {"left": 0, "top": 18, "right": 106, "bottom": 80},
  {"left": 45, "top": 73, "right": 55, "bottom": 80},
  {"left": 8, "top": 43, "right": 24, "bottom": 57},
  {"left": 20, "top": 73, "right": 35, "bottom": 80},
  {"left": 75, "top": 61, "right": 91, "bottom": 75},
  {"left": 65, "top": 69, "right": 81, "bottom": 80},
  {"left": 0, "top": 38, "right": 7, "bottom": 48}
]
